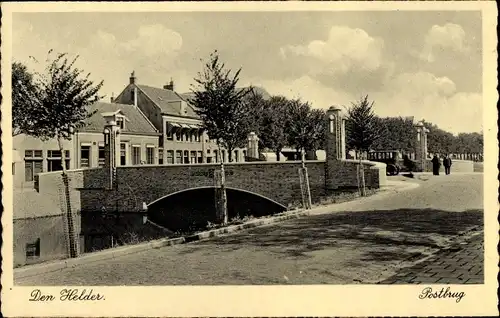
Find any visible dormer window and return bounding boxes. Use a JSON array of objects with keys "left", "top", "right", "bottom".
[{"left": 117, "top": 117, "right": 125, "bottom": 130}]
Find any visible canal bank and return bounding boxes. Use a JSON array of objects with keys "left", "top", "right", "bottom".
[{"left": 14, "top": 179, "right": 418, "bottom": 279}]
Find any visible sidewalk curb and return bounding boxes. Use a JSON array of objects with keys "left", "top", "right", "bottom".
[
  {"left": 14, "top": 180, "right": 420, "bottom": 280},
  {"left": 14, "top": 210, "right": 312, "bottom": 279}
]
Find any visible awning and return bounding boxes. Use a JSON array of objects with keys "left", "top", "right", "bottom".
[
  {"left": 180, "top": 124, "right": 191, "bottom": 129},
  {"left": 168, "top": 122, "right": 181, "bottom": 128}
]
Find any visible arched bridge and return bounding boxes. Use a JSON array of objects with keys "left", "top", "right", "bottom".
[{"left": 35, "top": 159, "right": 385, "bottom": 217}]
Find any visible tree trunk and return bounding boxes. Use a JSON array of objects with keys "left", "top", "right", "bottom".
[
  {"left": 276, "top": 149, "right": 281, "bottom": 162},
  {"left": 359, "top": 155, "right": 367, "bottom": 197},
  {"left": 217, "top": 143, "right": 228, "bottom": 225},
  {"left": 57, "top": 135, "right": 78, "bottom": 258},
  {"left": 356, "top": 161, "right": 361, "bottom": 196},
  {"left": 300, "top": 150, "right": 312, "bottom": 209}
]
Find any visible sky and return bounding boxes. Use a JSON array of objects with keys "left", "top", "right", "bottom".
[{"left": 12, "top": 11, "right": 483, "bottom": 134}]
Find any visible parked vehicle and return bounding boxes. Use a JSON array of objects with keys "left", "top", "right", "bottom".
[{"left": 367, "top": 150, "right": 402, "bottom": 176}]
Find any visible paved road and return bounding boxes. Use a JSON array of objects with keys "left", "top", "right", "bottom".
[
  {"left": 16, "top": 173, "right": 484, "bottom": 286},
  {"left": 379, "top": 232, "right": 483, "bottom": 284}
]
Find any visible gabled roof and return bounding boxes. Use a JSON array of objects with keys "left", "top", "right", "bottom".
[
  {"left": 81, "top": 102, "right": 159, "bottom": 135},
  {"left": 136, "top": 85, "right": 198, "bottom": 118}
]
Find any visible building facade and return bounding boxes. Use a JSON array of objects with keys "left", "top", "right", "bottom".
[
  {"left": 112, "top": 72, "right": 247, "bottom": 165},
  {"left": 13, "top": 101, "right": 161, "bottom": 188}
]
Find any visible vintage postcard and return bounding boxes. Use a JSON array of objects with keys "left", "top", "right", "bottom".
[{"left": 1, "top": 1, "right": 498, "bottom": 317}]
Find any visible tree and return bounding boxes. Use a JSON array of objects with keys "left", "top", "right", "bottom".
[
  {"left": 286, "top": 99, "right": 325, "bottom": 160},
  {"left": 12, "top": 62, "right": 39, "bottom": 136},
  {"left": 308, "top": 108, "right": 326, "bottom": 154},
  {"left": 345, "top": 95, "right": 383, "bottom": 196},
  {"left": 189, "top": 50, "right": 251, "bottom": 225},
  {"left": 240, "top": 88, "right": 267, "bottom": 141},
  {"left": 372, "top": 116, "right": 416, "bottom": 153},
  {"left": 259, "top": 96, "right": 290, "bottom": 161},
  {"left": 21, "top": 51, "right": 104, "bottom": 257}
]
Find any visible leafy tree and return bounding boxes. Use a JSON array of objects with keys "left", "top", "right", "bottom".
[
  {"left": 190, "top": 51, "right": 251, "bottom": 163},
  {"left": 12, "top": 62, "right": 39, "bottom": 136},
  {"left": 345, "top": 95, "right": 383, "bottom": 196},
  {"left": 308, "top": 108, "right": 327, "bottom": 154},
  {"left": 189, "top": 50, "right": 251, "bottom": 225},
  {"left": 20, "top": 51, "right": 104, "bottom": 257},
  {"left": 259, "top": 96, "right": 290, "bottom": 161},
  {"left": 286, "top": 99, "right": 325, "bottom": 160},
  {"left": 372, "top": 116, "right": 416, "bottom": 153},
  {"left": 240, "top": 88, "right": 267, "bottom": 141}
]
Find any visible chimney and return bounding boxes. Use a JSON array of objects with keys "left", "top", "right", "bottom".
[
  {"left": 110, "top": 92, "right": 115, "bottom": 103},
  {"left": 129, "top": 71, "right": 137, "bottom": 85},
  {"left": 163, "top": 78, "right": 174, "bottom": 91}
]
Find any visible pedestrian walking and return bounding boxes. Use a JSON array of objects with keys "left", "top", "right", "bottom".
[
  {"left": 443, "top": 154, "right": 452, "bottom": 175},
  {"left": 431, "top": 154, "right": 441, "bottom": 175}
]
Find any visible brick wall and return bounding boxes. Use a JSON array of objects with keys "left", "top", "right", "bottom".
[{"left": 35, "top": 159, "right": 385, "bottom": 213}]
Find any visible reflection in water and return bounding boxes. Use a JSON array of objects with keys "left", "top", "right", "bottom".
[{"left": 147, "top": 188, "right": 287, "bottom": 232}]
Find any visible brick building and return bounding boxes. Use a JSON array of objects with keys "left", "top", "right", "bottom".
[
  {"left": 112, "top": 72, "right": 248, "bottom": 165},
  {"left": 13, "top": 101, "right": 160, "bottom": 189}
]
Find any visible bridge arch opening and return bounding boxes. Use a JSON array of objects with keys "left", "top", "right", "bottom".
[{"left": 147, "top": 187, "right": 287, "bottom": 232}]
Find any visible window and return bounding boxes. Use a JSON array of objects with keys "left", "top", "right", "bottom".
[
  {"left": 243, "top": 150, "right": 247, "bottom": 161},
  {"left": 26, "top": 238, "right": 41, "bottom": 260},
  {"left": 117, "top": 117, "right": 125, "bottom": 130},
  {"left": 80, "top": 145, "right": 91, "bottom": 168},
  {"left": 214, "top": 150, "right": 219, "bottom": 163},
  {"left": 47, "top": 150, "right": 70, "bottom": 172},
  {"left": 12, "top": 162, "right": 15, "bottom": 175},
  {"left": 221, "top": 150, "right": 226, "bottom": 163},
  {"left": 234, "top": 150, "right": 239, "bottom": 162},
  {"left": 120, "top": 143, "right": 127, "bottom": 165},
  {"left": 146, "top": 146, "right": 155, "bottom": 164},
  {"left": 183, "top": 150, "right": 189, "bottom": 164},
  {"left": 190, "top": 151, "right": 197, "bottom": 164},
  {"left": 198, "top": 151, "right": 203, "bottom": 164},
  {"left": 24, "top": 150, "right": 43, "bottom": 182},
  {"left": 25, "top": 150, "right": 43, "bottom": 158},
  {"left": 98, "top": 143, "right": 105, "bottom": 167},
  {"left": 166, "top": 150, "right": 174, "bottom": 164},
  {"left": 25, "top": 160, "right": 43, "bottom": 181},
  {"left": 176, "top": 150, "right": 182, "bottom": 164},
  {"left": 158, "top": 148, "right": 164, "bottom": 165},
  {"left": 131, "top": 146, "right": 141, "bottom": 165},
  {"left": 174, "top": 131, "right": 180, "bottom": 142}
]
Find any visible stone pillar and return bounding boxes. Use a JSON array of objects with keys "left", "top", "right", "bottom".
[
  {"left": 325, "top": 105, "right": 345, "bottom": 190},
  {"left": 102, "top": 114, "right": 121, "bottom": 189},
  {"left": 415, "top": 121, "right": 429, "bottom": 172},
  {"left": 247, "top": 132, "right": 259, "bottom": 160}
]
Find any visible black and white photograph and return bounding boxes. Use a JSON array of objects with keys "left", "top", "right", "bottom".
[{"left": 1, "top": 1, "right": 498, "bottom": 317}]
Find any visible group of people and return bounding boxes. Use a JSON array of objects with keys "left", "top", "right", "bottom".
[{"left": 431, "top": 154, "right": 453, "bottom": 176}]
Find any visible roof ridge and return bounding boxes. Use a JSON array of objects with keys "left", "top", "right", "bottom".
[
  {"left": 135, "top": 85, "right": 163, "bottom": 112},
  {"left": 135, "top": 102, "right": 160, "bottom": 133}
]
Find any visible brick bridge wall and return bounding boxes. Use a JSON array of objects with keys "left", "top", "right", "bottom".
[{"left": 35, "top": 160, "right": 384, "bottom": 213}]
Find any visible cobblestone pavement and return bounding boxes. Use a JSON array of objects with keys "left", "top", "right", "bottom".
[
  {"left": 16, "top": 173, "right": 484, "bottom": 286},
  {"left": 379, "top": 232, "right": 484, "bottom": 284}
]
